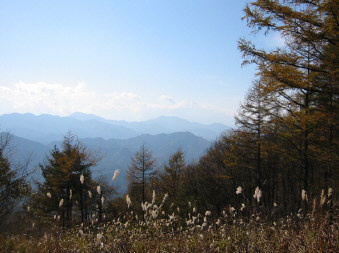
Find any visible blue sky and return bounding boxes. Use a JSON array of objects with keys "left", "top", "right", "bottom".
[{"left": 0, "top": 0, "right": 281, "bottom": 125}]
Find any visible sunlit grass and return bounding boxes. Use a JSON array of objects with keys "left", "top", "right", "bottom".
[{"left": 1, "top": 190, "right": 338, "bottom": 253}]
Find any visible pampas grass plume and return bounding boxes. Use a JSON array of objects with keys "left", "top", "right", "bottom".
[
  {"left": 80, "top": 174, "right": 84, "bottom": 185},
  {"left": 112, "top": 169, "right": 120, "bottom": 182},
  {"left": 59, "top": 199, "right": 64, "bottom": 208}
]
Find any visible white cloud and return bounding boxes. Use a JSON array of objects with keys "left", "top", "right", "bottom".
[
  {"left": 158, "top": 95, "right": 175, "bottom": 104},
  {"left": 262, "top": 32, "right": 286, "bottom": 49},
  {"left": 272, "top": 33, "right": 286, "bottom": 48},
  {"left": 0, "top": 81, "right": 234, "bottom": 124},
  {"left": 0, "top": 81, "right": 142, "bottom": 116}
]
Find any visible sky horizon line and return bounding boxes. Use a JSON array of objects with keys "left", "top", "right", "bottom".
[{"left": 0, "top": 110, "right": 231, "bottom": 126}]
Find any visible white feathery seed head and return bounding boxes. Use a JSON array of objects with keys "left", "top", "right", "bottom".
[
  {"left": 163, "top": 193, "right": 168, "bottom": 202},
  {"left": 97, "top": 185, "right": 101, "bottom": 195},
  {"left": 59, "top": 199, "right": 64, "bottom": 208},
  {"left": 126, "top": 194, "right": 131, "bottom": 208},
  {"left": 47, "top": 192, "right": 52, "bottom": 198},
  {"left": 80, "top": 174, "right": 84, "bottom": 185},
  {"left": 320, "top": 189, "right": 326, "bottom": 206},
  {"left": 96, "top": 233, "right": 103, "bottom": 242},
  {"left": 141, "top": 202, "right": 149, "bottom": 211},
  {"left": 253, "top": 187, "right": 262, "bottom": 203},
  {"left": 236, "top": 186, "right": 242, "bottom": 195},
  {"left": 112, "top": 169, "right": 120, "bottom": 182},
  {"left": 152, "top": 190, "right": 156, "bottom": 204},
  {"left": 159, "top": 193, "right": 168, "bottom": 208}
]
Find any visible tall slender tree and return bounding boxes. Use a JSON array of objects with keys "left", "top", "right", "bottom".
[
  {"left": 160, "top": 149, "right": 186, "bottom": 203},
  {"left": 127, "top": 145, "right": 156, "bottom": 205},
  {"left": 235, "top": 80, "right": 271, "bottom": 189}
]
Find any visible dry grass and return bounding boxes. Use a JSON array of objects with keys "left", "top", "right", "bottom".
[{"left": 1, "top": 198, "right": 338, "bottom": 253}]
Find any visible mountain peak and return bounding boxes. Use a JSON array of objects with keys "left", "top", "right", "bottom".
[
  {"left": 0, "top": 112, "right": 230, "bottom": 141},
  {"left": 69, "top": 112, "right": 106, "bottom": 121}
]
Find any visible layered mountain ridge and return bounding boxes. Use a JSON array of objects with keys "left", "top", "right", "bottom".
[
  {"left": 0, "top": 112, "right": 229, "bottom": 143},
  {"left": 0, "top": 113, "right": 228, "bottom": 192}
]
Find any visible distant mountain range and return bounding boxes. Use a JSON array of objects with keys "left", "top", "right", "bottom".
[
  {"left": 0, "top": 113, "right": 228, "bottom": 192},
  {"left": 1, "top": 131, "right": 211, "bottom": 193},
  {"left": 0, "top": 112, "right": 229, "bottom": 143}
]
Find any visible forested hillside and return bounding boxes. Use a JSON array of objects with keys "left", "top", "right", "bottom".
[{"left": 0, "top": 132, "right": 211, "bottom": 193}]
